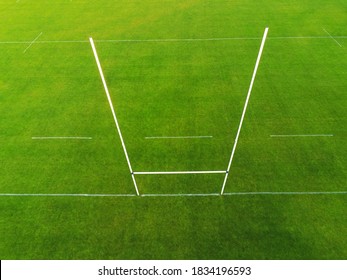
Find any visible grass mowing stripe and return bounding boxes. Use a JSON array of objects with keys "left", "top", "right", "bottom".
[
  {"left": 89, "top": 37, "right": 140, "bottom": 196},
  {"left": 221, "top": 27, "right": 269, "bottom": 195}
]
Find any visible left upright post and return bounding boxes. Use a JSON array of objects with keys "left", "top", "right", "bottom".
[{"left": 89, "top": 37, "right": 140, "bottom": 196}]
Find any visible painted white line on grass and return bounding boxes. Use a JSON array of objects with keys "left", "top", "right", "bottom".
[
  {"left": 0, "top": 193, "right": 136, "bottom": 197},
  {"left": 89, "top": 37, "right": 140, "bottom": 196},
  {"left": 270, "top": 134, "right": 334, "bottom": 138},
  {"left": 1, "top": 191, "right": 346, "bottom": 197},
  {"left": 221, "top": 27, "right": 269, "bottom": 195},
  {"left": 133, "top": 170, "right": 226, "bottom": 175},
  {"left": 32, "top": 40, "right": 87, "bottom": 43},
  {"left": 23, "top": 32, "right": 43, "bottom": 53},
  {"left": 143, "top": 191, "right": 347, "bottom": 197},
  {"left": 94, "top": 36, "right": 347, "bottom": 43},
  {"left": 1, "top": 35, "right": 347, "bottom": 45},
  {"left": 269, "top": 36, "right": 347, "bottom": 40},
  {"left": 223, "top": 191, "right": 347, "bottom": 196},
  {"left": 0, "top": 40, "right": 88, "bottom": 44},
  {"left": 145, "top": 136, "right": 213, "bottom": 139},
  {"left": 32, "top": 136, "right": 92, "bottom": 140},
  {"left": 323, "top": 28, "right": 343, "bottom": 47}
]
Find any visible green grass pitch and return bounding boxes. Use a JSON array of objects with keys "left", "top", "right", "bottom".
[{"left": 0, "top": 0, "right": 346, "bottom": 259}]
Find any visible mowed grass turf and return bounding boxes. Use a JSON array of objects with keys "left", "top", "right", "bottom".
[{"left": 0, "top": 0, "right": 346, "bottom": 259}]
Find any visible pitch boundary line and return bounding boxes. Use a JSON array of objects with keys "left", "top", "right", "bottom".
[
  {"left": 221, "top": 27, "right": 269, "bottom": 195},
  {"left": 1, "top": 35, "right": 347, "bottom": 45},
  {"left": 23, "top": 32, "right": 43, "bottom": 53},
  {"left": 0, "top": 191, "right": 346, "bottom": 197},
  {"left": 322, "top": 28, "right": 343, "bottom": 47},
  {"left": 89, "top": 37, "right": 140, "bottom": 196}
]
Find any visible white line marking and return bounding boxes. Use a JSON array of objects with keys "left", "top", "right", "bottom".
[
  {"left": 1, "top": 35, "right": 347, "bottom": 45},
  {"left": 269, "top": 36, "right": 347, "bottom": 39},
  {"left": 0, "top": 40, "right": 88, "bottom": 44},
  {"left": 91, "top": 36, "right": 347, "bottom": 43},
  {"left": 223, "top": 191, "right": 347, "bottom": 196},
  {"left": 270, "top": 134, "right": 334, "bottom": 138},
  {"left": 145, "top": 136, "right": 213, "bottom": 139},
  {"left": 32, "top": 136, "right": 92, "bottom": 140},
  {"left": 221, "top": 27, "right": 269, "bottom": 195},
  {"left": 89, "top": 37, "right": 140, "bottom": 196},
  {"left": 23, "top": 32, "right": 43, "bottom": 53},
  {"left": 0, "top": 191, "right": 346, "bottom": 197},
  {"left": 133, "top": 170, "right": 226, "bottom": 175},
  {"left": 323, "top": 28, "right": 343, "bottom": 47},
  {"left": 143, "top": 191, "right": 347, "bottom": 197},
  {"left": 0, "top": 193, "right": 136, "bottom": 197}
]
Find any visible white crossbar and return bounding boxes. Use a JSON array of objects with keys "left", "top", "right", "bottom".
[
  {"left": 142, "top": 193, "right": 220, "bottom": 197},
  {"left": 133, "top": 170, "right": 226, "bottom": 175},
  {"left": 145, "top": 136, "right": 213, "bottom": 139}
]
